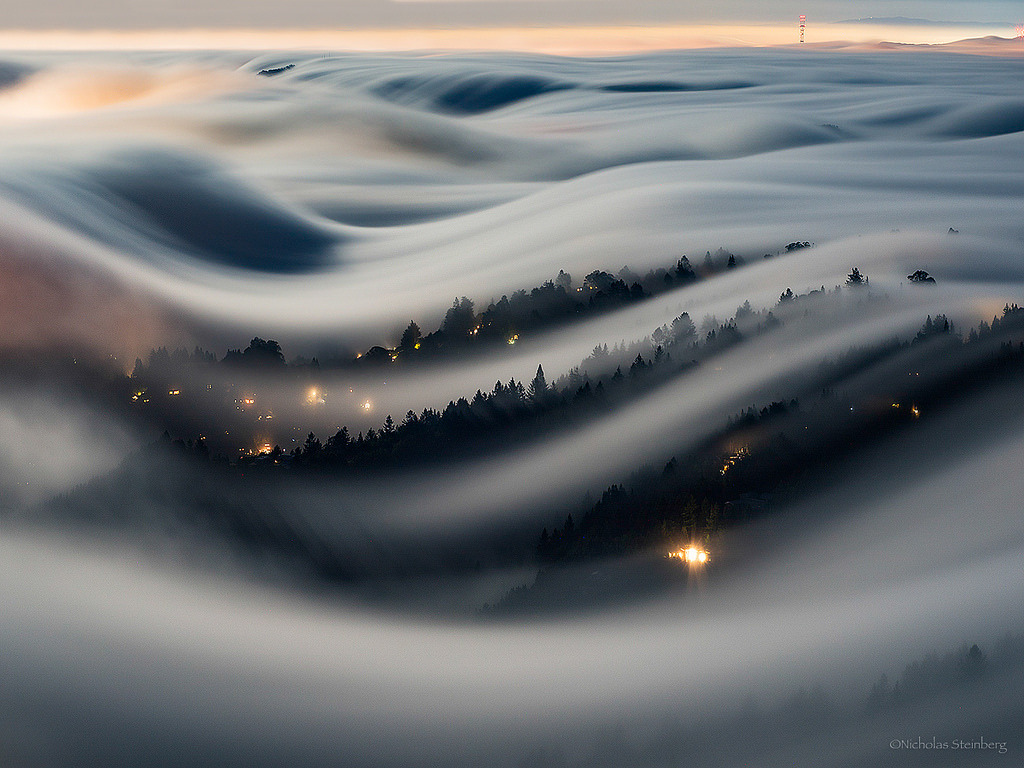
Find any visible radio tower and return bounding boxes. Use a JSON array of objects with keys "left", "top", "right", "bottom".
[{"left": 800, "top": 15, "right": 806, "bottom": 43}]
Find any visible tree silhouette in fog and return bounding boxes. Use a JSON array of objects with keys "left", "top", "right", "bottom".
[
  {"left": 527, "top": 365, "right": 549, "bottom": 402},
  {"left": 907, "top": 269, "right": 936, "bottom": 284},
  {"left": 443, "top": 297, "right": 476, "bottom": 341},
  {"left": 223, "top": 337, "right": 286, "bottom": 367},
  {"left": 399, "top": 321, "right": 422, "bottom": 351}
]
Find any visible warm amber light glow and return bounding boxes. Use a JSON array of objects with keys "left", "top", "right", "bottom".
[
  {"left": 668, "top": 546, "right": 710, "bottom": 564},
  {"left": 720, "top": 445, "right": 749, "bottom": 475},
  {"left": 362, "top": 400, "right": 372, "bottom": 411}
]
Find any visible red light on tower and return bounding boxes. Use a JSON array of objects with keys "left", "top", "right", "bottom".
[{"left": 800, "top": 15, "right": 806, "bottom": 44}]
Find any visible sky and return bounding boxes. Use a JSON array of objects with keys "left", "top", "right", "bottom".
[{"left": 3, "top": 0, "right": 1019, "bottom": 30}]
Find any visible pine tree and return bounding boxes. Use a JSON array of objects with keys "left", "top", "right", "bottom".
[
  {"left": 400, "top": 320, "right": 422, "bottom": 350},
  {"left": 846, "top": 267, "right": 866, "bottom": 287},
  {"left": 528, "top": 364, "right": 548, "bottom": 401}
]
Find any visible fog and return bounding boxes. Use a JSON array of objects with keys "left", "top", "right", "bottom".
[
  {"left": 4, "top": 380, "right": 1024, "bottom": 766},
  {"left": 1, "top": 45, "right": 1023, "bottom": 766}
]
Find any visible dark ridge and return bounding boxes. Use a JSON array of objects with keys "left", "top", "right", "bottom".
[
  {"left": 934, "top": 101, "right": 1024, "bottom": 140},
  {"left": 371, "top": 73, "right": 575, "bottom": 114},
  {"left": 257, "top": 64, "right": 295, "bottom": 77},
  {"left": 0, "top": 61, "right": 32, "bottom": 90},
  {"left": 598, "top": 80, "right": 753, "bottom": 93},
  {"left": 87, "top": 150, "right": 337, "bottom": 273}
]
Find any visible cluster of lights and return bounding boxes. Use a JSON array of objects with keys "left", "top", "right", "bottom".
[
  {"left": 507, "top": 334, "right": 519, "bottom": 345},
  {"left": 720, "top": 446, "right": 749, "bottom": 476},
  {"left": 891, "top": 402, "right": 921, "bottom": 418},
  {"left": 669, "top": 546, "right": 709, "bottom": 564}
]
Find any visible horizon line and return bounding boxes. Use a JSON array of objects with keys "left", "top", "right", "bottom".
[{"left": 0, "top": 23, "right": 1018, "bottom": 55}]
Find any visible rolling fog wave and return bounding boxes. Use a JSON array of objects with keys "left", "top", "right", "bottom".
[
  {"left": 0, "top": 50, "right": 1022, "bottom": 337},
  {"left": 1, "top": 46, "right": 1024, "bottom": 766},
  {"left": 4, "top": 386, "right": 1024, "bottom": 767}
]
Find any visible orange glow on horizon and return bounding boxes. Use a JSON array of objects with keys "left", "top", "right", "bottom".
[{"left": 0, "top": 24, "right": 1017, "bottom": 55}]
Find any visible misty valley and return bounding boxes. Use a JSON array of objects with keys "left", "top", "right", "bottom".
[
  {"left": 13, "top": 265, "right": 1021, "bottom": 603},
  {"left": 1, "top": 44, "right": 1024, "bottom": 768}
]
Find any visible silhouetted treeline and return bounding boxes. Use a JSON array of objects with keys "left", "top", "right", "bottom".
[
  {"left": 534, "top": 399, "right": 800, "bottom": 565},
  {"left": 37, "top": 285, "right": 1024, "bottom": 592},
  {"left": 128, "top": 248, "right": 771, "bottom": 379},
  {"left": 218, "top": 297, "right": 793, "bottom": 469},
  {"left": 531, "top": 305, "right": 1024, "bottom": 568},
  {"left": 511, "top": 634, "right": 1022, "bottom": 767},
  {"left": 867, "top": 641, "right": 991, "bottom": 712}
]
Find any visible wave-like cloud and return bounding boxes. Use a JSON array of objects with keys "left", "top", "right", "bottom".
[{"left": 1, "top": 47, "right": 1023, "bottom": 766}]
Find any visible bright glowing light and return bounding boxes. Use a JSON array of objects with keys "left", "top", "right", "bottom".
[
  {"left": 911, "top": 405, "right": 921, "bottom": 418},
  {"left": 168, "top": 389, "right": 180, "bottom": 396},
  {"left": 668, "top": 546, "right": 710, "bottom": 564},
  {"left": 306, "top": 388, "right": 325, "bottom": 405},
  {"left": 243, "top": 398, "right": 255, "bottom": 406},
  {"left": 362, "top": 400, "right": 372, "bottom": 411},
  {"left": 508, "top": 334, "right": 519, "bottom": 345}
]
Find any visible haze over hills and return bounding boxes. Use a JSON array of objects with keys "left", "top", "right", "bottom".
[{"left": 1, "top": 39, "right": 1024, "bottom": 768}]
